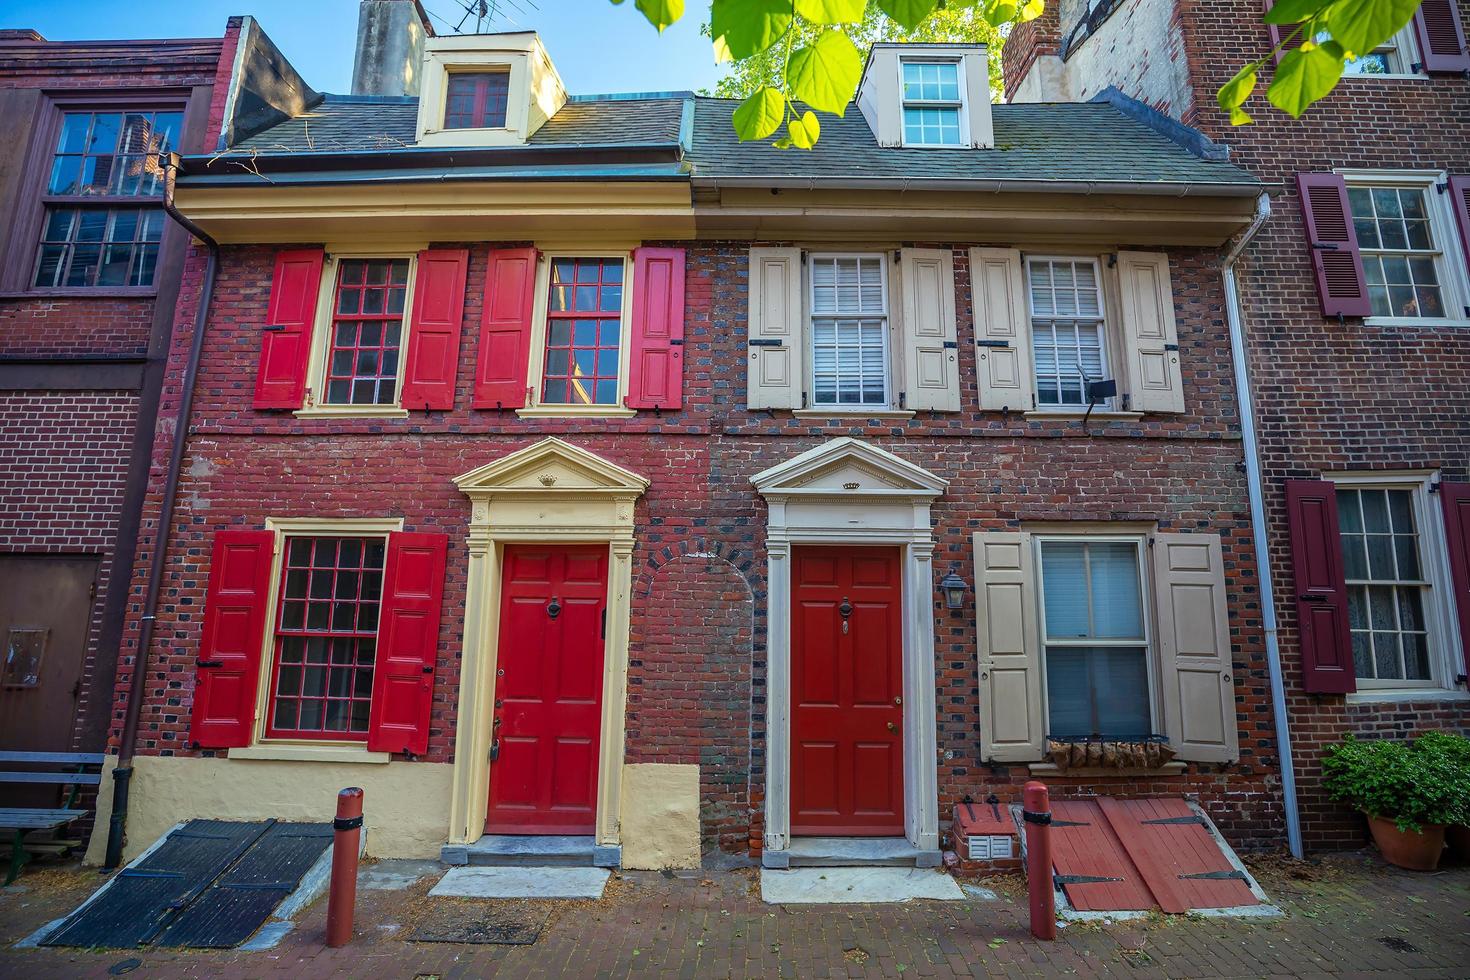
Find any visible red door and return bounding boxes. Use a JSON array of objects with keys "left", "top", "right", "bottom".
[
  {"left": 791, "top": 546, "right": 904, "bottom": 836},
  {"left": 486, "top": 545, "right": 607, "bottom": 834}
]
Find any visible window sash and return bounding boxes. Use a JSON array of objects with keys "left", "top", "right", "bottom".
[
  {"left": 1026, "top": 256, "right": 1110, "bottom": 409},
  {"left": 323, "top": 258, "right": 410, "bottom": 406},
  {"left": 540, "top": 256, "right": 625, "bottom": 407},
  {"left": 32, "top": 205, "right": 163, "bottom": 289},
  {"left": 444, "top": 71, "right": 510, "bottom": 130},
  {"left": 808, "top": 255, "right": 891, "bottom": 406}
]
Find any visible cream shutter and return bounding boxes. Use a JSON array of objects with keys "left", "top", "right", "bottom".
[
  {"left": 1117, "top": 251, "right": 1185, "bottom": 413},
  {"left": 1151, "top": 532, "right": 1239, "bottom": 763},
  {"left": 746, "top": 247, "right": 804, "bottom": 410},
  {"left": 974, "top": 531, "right": 1044, "bottom": 762},
  {"left": 968, "top": 248, "right": 1035, "bottom": 412},
  {"left": 898, "top": 248, "right": 960, "bottom": 411}
]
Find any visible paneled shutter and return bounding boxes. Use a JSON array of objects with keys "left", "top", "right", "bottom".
[
  {"left": 1449, "top": 176, "right": 1470, "bottom": 280},
  {"left": 625, "top": 246, "right": 686, "bottom": 411},
  {"left": 367, "top": 532, "right": 448, "bottom": 756},
  {"left": 1116, "top": 251, "right": 1186, "bottom": 414},
  {"left": 400, "top": 249, "right": 469, "bottom": 411},
  {"left": 1152, "top": 533, "right": 1240, "bottom": 763},
  {"left": 472, "top": 247, "right": 538, "bottom": 410},
  {"left": 190, "top": 529, "right": 275, "bottom": 748},
  {"left": 969, "top": 247, "right": 1035, "bottom": 412},
  {"left": 974, "top": 532, "right": 1044, "bottom": 762},
  {"left": 746, "top": 247, "right": 804, "bottom": 410},
  {"left": 1413, "top": 0, "right": 1470, "bottom": 73},
  {"left": 1441, "top": 482, "right": 1470, "bottom": 681},
  {"left": 1295, "top": 173, "right": 1373, "bottom": 319},
  {"left": 1285, "top": 479, "right": 1356, "bottom": 693},
  {"left": 898, "top": 248, "right": 960, "bottom": 411},
  {"left": 252, "top": 249, "right": 324, "bottom": 409}
]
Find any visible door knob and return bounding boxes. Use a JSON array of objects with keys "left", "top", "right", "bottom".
[{"left": 887, "top": 721, "right": 898, "bottom": 733}]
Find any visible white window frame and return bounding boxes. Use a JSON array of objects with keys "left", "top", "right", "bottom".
[
  {"left": 1338, "top": 169, "right": 1470, "bottom": 328},
  {"left": 1023, "top": 254, "right": 1117, "bottom": 412},
  {"left": 1327, "top": 471, "right": 1463, "bottom": 696},
  {"left": 899, "top": 57, "right": 969, "bottom": 148},
  {"left": 805, "top": 252, "right": 895, "bottom": 410},
  {"left": 1337, "top": 21, "right": 1423, "bottom": 79},
  {"left": 1032, "top": 533, "right": 1160, "bottom": 740}
]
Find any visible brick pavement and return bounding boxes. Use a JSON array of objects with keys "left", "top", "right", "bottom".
[{"left": 1, "top": 853, "right": 1467, "bottom": 978}]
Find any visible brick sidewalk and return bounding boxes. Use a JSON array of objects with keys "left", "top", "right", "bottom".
[{"left": 1, "top": 853, "right": 1467, "bottom": 978}]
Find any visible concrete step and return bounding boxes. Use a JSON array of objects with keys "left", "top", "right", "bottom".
[
  {"left": 441, "top": 834, "right": 602, "bottom": 868},
  {"left": 784, "top": 837, "right": 938, "bottom": 868}
]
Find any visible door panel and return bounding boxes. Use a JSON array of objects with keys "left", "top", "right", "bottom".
[
  {"left": 486, "top": 545, "right": 608, "bottom": 835},
  {"left": 791, "top": 546, "right": 904, "bottom": 836}
]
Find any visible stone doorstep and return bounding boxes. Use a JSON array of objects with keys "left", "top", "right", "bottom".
[
  {"left": 429, "top": 866, "right": 612, "bottom": 901},
  {"left": 441, "top": 835, "right": 620, "bottom": 868},
  {"left": 760, "top": 867, "right": 966, "bottom": 905},
  {"left": 765, "top": 836, "right": 942, "bottom": 869}
]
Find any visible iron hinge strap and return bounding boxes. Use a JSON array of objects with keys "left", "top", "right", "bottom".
[
  {"left": 1178, "top": 869, "right": 1248, "bottom": 881},
  {"left": 1054, "top": 874, "right": 1123, "bottom": 886},
  {"left": 1140, "top": 815, "right": 1206, "bottom": 826}
]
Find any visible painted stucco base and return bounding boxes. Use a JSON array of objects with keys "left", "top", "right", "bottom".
[
  {"left": 84, "top": 754, "right": 454, "bottom": 865},
  {"left": 619, "top": 763, "right": 701, "bottom": 870}
]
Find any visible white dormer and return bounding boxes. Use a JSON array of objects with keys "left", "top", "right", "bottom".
[
  {"left": 414, "top": 32, "right": 567, "bottom": 147},
  {"left": 857, "top": 43, "right": 994, "bottom": 150}
]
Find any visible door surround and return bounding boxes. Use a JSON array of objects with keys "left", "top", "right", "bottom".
[
  {"left": 753, "top": 437, "right": 945, "bottom": 864},
  {"left": 449, "top": 438, "right": 647, "bottom": 853}
]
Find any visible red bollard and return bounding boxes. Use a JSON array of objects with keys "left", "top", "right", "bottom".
[
  {"left": 326, "top": 787, "right": 363, "bottom": 948},
  {"left": 1022, "top": 780, "right": 1056, "bottom": 940}
]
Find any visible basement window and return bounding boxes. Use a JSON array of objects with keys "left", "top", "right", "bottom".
[{"left": 444, "top": 70, "right": 511, "bottom": 129}]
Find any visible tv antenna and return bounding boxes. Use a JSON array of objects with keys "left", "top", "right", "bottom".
[{"left": 428, "top": 0, "right": 540, "bottom": 35}]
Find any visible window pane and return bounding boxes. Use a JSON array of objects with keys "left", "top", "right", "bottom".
[
  {"left": 1041, "top": 540, "right": 1143, "bottom": 641},
  {"left": 1088, "top": 543, "right": 1143, "bottom": 638},
  {"left": 541, "top": 258, "right": 624, "bottom": 405},
  {"left": 444, "top": 71, "right": 511, "bottom": 129},
  {"left": 31, "top": 205, "right": 162, "bottom": 288},
  {"left": 1040, "top": 541, "right": 1089, "bottom": 638},
  {"left": 324, "top": 258, "right": 410, "bottom": 405},
  {"left": 1351, "top": 185, "right": 1445, "bottom": 320},
  {"left": 1045, "top": 646, "right": 1150, "bottom": 741}
]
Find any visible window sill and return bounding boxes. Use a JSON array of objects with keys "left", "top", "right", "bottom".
[
  {"left": 792, "top": 409, "right": 917, "bottom": 420},
  {"left": 1346, "top": 688, "right": 1470, "bottom": 705},
  {"left": 229, "top": 743, "right": 391, "bottom": 764},
  {"left": 515, "top": 406, "right": 638, "bottom": 419},
  {"left": 293, "top": 406, "right": 412, "bottom": 419},
  {"left": 1343, "top": 73, "right": 1425, "bottom": 81},
  {"left": 1362, "top": 316, "right": 1470, "bottom": 329},
  {"left": 1022, "top": 410, "right": 1145, "bottom": 421},
  {"left": 1028, "top": 761, "right": 1187, "bottom": 777},
  {"left": 0, "top": 287, "right": 159, "bottom": 300}
]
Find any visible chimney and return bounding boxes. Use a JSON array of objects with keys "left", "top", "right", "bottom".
[{"left": 351, "top": 0, "right": 432, "bottom": 97}]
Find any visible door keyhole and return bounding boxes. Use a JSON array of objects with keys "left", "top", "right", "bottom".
[
  {"left": 547, "top": 596, "right": 561, "bottom": 620},
  {"left": 839, "top": 596, "right": 852, "bottom": 635}
]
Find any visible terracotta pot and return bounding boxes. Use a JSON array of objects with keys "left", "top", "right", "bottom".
[
  {"left": 1366, "top": 814, "right": 1445, "bottom": 871},
  {"left": 1446, "top": 824, "right": 1470, "bottom": 860}
]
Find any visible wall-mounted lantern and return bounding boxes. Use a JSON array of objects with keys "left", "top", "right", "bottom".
[{"left": 939, "top": 567, "right": 969, "bottom": 610}]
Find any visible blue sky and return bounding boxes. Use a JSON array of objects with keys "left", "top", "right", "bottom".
[{"left": 2, "top": 0, "right": 725, "bottom": 95}]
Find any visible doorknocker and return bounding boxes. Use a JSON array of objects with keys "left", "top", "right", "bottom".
[
  {"left": 547, "top": 596, "right": 561, "bottom": 620},
  {"left": 839, "top": 596, "right": 852, "bottom": 635}
]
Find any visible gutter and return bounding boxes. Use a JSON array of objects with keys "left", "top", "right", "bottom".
[
  {"left": 1222, "top": 191, "right": 1304, "bottom": 860},
  {"left": 104, "top": 152, "right": 221, "bottom": 870},
  {"left": 692, "top": 175, "right": 1264, "bottom": 198}
]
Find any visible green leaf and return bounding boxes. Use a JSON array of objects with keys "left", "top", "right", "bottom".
[
  {"left": 634, "top": 0, "right": 685, "bottom": 30},
  {"left": 786, "top": 30, "right": 862, "bottom": 114},
  {"left": 1267, "top": 44, "right": 1344, "bottom": 117},
  {"left": 1016, "top": 0, "right": 1046, "bottom": 22},
  {"left": 1216, "top": 65, "right": 1257, "bottom": 111},
  {"left": 733, "top": 86, "right": 788, "bottom": 140},
  {"left": 984, "top": 0, "right": 1019, "bottom": 27},
  {"left": 877, "top": 0, "right": 940, "bottom": 30},
  {"left": 712, "top": 0, "right": 795, "bottom": 62},
  {"left": 1322, "top": 0, "right": 1421, "bottom": 58},
  {"left": 1229, "top": 106, "right": 1254, "bottom": 125},
  {"left": 788, "top": 110, "right": 821, "bottom": 148},
  {"left": 794, "top": 0, "right": 865, "bottom": 23},
  {"left": 1262, "top": 0, "right": 1331, "bottom": 25}
]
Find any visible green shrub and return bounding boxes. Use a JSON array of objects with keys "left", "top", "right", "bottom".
[{"left": 1321, "top": 734, "right": 1469, "bottom": 833}]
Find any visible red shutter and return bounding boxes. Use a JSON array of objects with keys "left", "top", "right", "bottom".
[
  {"left": 472, "top": 248, "right": 538, "bottom": 410},
  {"left": 1449, "top": 175, "right": 1470, "bottom": 279},
  {"left": 1441, "top": 482, "right": 1470, "bottom": 682},
  {"left": 1414, "top": 0, "right": 1470, "bottom": 73},
  {"left": 1263, "top": 0, "right": 1287, "bottom": 63},
  {"left": 253, "top": 249, "right": 324, "bottom": 409},
  {"left": 1295, "top": 173, "right": 1373, "bottom": 319},
  {"left": 1286, "top": 480, "right": 1356, "bottom": 694},
  {"left": 190, "top": 530, "right": 275, "bottom": 748},
  {"left": 400, "top": 248, "right": 469, "bottom": 411},
  {"left": 366, "top": 531, "right": 448, "bottom": 755},
  {"left": 625, "top": 246, "right": 686, "bottom": 411}
]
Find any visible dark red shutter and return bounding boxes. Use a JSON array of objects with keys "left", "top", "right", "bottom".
[
  {"left": 1441, "top": 482, "right": 1470, "bottom": 682},
  {"left": 190, "top": 529, "right": 275, "bottom": 748},
  {"left": 1286, "top": 480, "right": 1356, "bottom": 694},
  {"left": 400, "top": 248, "right": 469, "bottom": 411},
  {"left": 253, "top": 249, "right": 324, "bottom": 409},
  {"left": 1295, "top": 173, "right": 1373, "bottom": 319},
  {"left": 1414, "top": 0, "right": 1470, "bottom": 73},
  {"left": 1449, "top": 175, "right": 1470, "bottom": 279},
  {"left": 625, "top": 246, "right": 686, "bottom": 411},
  {"left": 472, "top": 247, "right": 538, "bottom": 409},
  {"left": 367, "top": 532, "right": 448, "bottom": 755},
  {"left": 1263, "top": 0, "right": 1287, "bottom": 63}
]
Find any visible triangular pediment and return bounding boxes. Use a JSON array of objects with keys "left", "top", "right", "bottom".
[
  {"left": 454, "top": 437, "right": 649, "bottom": 495},
  {"left": 752, "top": 437, "right": 946, "bottom": 497}
]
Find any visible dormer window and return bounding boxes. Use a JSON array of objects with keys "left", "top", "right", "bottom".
[
  {"left": 445, "top": 71, "right": 510, "bottom": 129},
  {"left": 901, "top": 59, "right": 965, "bottom": 147}
]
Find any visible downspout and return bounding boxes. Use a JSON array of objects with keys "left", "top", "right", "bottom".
[
  {"left": 104, "top": 153, "right": 220, "bottom": 870},
  {"left": 1223, "top": 191, "right": 1304, "bottom": 859}
]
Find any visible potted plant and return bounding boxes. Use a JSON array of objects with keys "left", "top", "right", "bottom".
[
  {"left": 1321, "top": 735, "right": 1464, "bottom": 871},
  {"left": 1412, "top": 731, "right": 1470, "bottom": 860}
]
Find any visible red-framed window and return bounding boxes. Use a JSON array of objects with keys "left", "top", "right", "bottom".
[
  {"left": 325, "top": 258, "right": 410, "bottom": 405},
  {"left": 541, "top": 256, "right": 624, "bottom": 406},
  {"left": 444, "top": 71, "right": 510, "bottom": 129},
  {"left": 266, "top": 535, "right": 386, "bottom": 741}
]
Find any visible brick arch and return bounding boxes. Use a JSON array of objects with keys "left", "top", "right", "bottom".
[{"left": 635, "top": 537, "right": 757, "bottom": 597}]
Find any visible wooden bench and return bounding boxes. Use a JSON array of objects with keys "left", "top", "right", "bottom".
[{"left": 0, "top": 751, "right": 105, "bottom": 885}]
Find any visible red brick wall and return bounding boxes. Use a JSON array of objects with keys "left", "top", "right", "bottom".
[{"left": 0, "top": 298, "right": 155, "bottom": 357}]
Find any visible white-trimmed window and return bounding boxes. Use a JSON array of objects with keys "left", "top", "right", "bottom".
[
  {"left": 809, "top": 254, "right": 890, "bottom": 407},
  {"left": 1025, "top": 257, "right": 1111, "bottom": 409},
  {"left": 1321, "top": 22, "right": 1420, "bottom": 76},
  {"left": 302, "top": 251, "right": 419, "bottom": 415},
  {"left": 1343, "top": 171, "right": 1470, "bottom": 325},
  {"left": 901, "top": 59, "right": 965, "bottom": 147},
  {"left": 521, "top": 250, "right": 635, "bottom": 416}
]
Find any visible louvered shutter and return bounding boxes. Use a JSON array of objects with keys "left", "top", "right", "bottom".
[
  {"left": 746, "top": 247, "right": 804, "bottom": 410},
  {"left": 400, "top": 249, "right": 469, "bottom": 411},
  {"left": 1449, "top": 176, "right": 1470, "bottom": 282},
  {"left": 367, "top": 532, "right": 448, "bottom": 756},
  {"left": 1116, "top": 251, "right": 1186, "bottom": 413},
  {"left": 1296, "top": 173, "right": 1373, "bottom": 318},
  {"left": 190, "top": 530, "right": 275, "bottom": 748},
  {"left": 1441, "top": 482, "right": 1470, "bottom": 681},
  {"left": 1152, "top": 533, "right": 1240, "bottom": 763},
  {"left": 969, "top": 247, "right": 1035, "bottom": 412},
  {"left": 1262, "top": 0, "right": 1287, "bottom": 61},
  {"left": 1286, "top": 479, "right": 1356, "bottom": 693},
  {"left": 898, "top": 248, "right": 960, "bottom": 411},
  {"left": 472, "top": 247, "right": 538, "bottom": 410},
  {"left": 1413, "top": 0, "right": 1470, "bottom": 73},
  {"left": 253, "top": 249, "right": 324, "bottom": 409},
  {"left": 974, "top": 532, "right": 1044, "bottom": 762},
  {"left": 625, "top": 247, "right": 685, "bottom": 411}
]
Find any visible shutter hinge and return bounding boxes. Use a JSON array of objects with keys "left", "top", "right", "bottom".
[
  {"left": 262, "top": 324, "right": 286, "bottom": 332},
  {"left": 976, "top": 339, "right": 1009, "bottom": 348},
  {"left": 1435, "top": 181, "right": 1449, "bottom": 194},
  {"left": 1311, "top": 242, "right": 1340, "bottom": 251},
  {"left": 1164, "top": 343, "right": 1180, "bottom": 352},
  {"left": 1411, "top": 61, "right": 1425, "bottom": 74},
  {"left": 1107, "top": 253, "right": 1118, "bottom": 268},
  {"left": 893, "top": 249, "right": 901, "bottom": 263},
  {"left": 898, "top": 391, "right": 906, "bottom": 409},
  {"left": 1121, "top": 392, "right": 1131, "bottom": 411},
  {"left": 800, "top": 250, "right": 808, "bottom": 264},
  {"left": 801, "top": 391, "right": 808, "bottom": 409},
  {"left": 1429, "top": 478, "right": 1441, "bottom": 494},
  {"left": 669, "top": 338, "right": 683, "bottom": 346},
  {"left": 748, "top": 338, "right": 783, "bottom": 347}
]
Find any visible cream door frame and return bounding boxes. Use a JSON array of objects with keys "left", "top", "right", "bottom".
[
  {"left": 448, "top": 437, "right": 648, "bottom": 847},
  {"left": 752, "top": 437, "right": 946, "bottom": 859}
]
